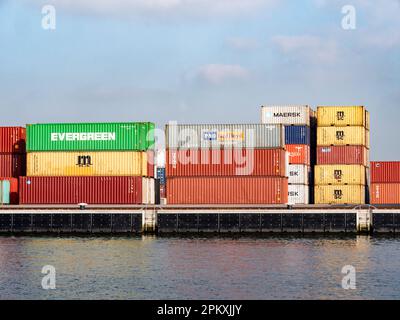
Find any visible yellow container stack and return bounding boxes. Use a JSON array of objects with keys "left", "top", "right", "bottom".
[{"left": 314, "top": 106, "right": 370, "bottom": 204}]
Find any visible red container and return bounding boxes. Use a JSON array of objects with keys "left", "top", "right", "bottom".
[
  {"left": 0, "top": 177, "right": 18, "bottom": 204},
  {"left": 19, "top": 176, "right": 145, "bottom": 205},
  {"left": 286, "top": 145, "right": 310, "bottom": 165},
  {"left": 370, "top": 183, "right": 400, "bottom": 204},
  {"left": 166, "top": 149, "right": 286, "bottom": 177},
  {"left": 147, "top": 150, "right": 155, "bottom": 178},
  {"left": 0, "top": 127, "right": 26, "bottom": 153},
  {"left": 371, "top": 162, "right": 400, "bottom": 183},
  {"left": 317, "top": 146, "right": 368, "bottom": 166},
  {"left": 0, "top": 153, "right": 26, "bottom": 177},
  {"left": 167, "top": 177, "right": 288, "bottom": 204}
]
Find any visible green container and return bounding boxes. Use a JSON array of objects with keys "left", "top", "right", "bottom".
[
  {"left": 27, "top": 122, "right": 155, "bottom": 151},
  {"left": 0, "top": 180, "right": 10, "bottom": 204}
]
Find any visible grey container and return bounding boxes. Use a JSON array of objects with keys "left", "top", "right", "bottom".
[{"left": 166, "top": 124, "right": 285, "bottom": 149}]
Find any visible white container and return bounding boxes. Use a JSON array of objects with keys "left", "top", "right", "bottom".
[
  {"left": 142, "top": 178, "right": 155, "bottom": 205},
  {"left": 166, "top": 123, "right": 285, "bottom": 149},
  {"left": 288, "top": 165, "right": 310, "bottom": 185},
  {"left": 261, "top": 105, "right": 311, "bottom": 126},
  {"left": 288, "top": 184, "right": 309, "bottom": 205}
]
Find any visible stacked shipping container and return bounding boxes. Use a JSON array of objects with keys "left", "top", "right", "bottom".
[
  {"left": 314, "top": 106, "right": 370, "bottom": 204},
  {"left": 165, "top": 124, "right": 288, "bottom": 204},
  {"left": 261, "top": 106, "right": 313, "bottom": 204},
  {"left": 370, "top": 162, "right": 400, "bottom": 204},
  {"left": 0, "top": 127, "right": 26, "bottom": 204},
  {"left": 20, "top": 122, "right": 156, "bottom": 205}
]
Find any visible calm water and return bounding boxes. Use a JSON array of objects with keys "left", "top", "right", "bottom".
[{"left": 0, "top": 235, "right": 399, "bottom": 300}]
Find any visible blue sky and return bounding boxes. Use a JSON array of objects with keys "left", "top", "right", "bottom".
[{"left": 0, "top": 0, "right": 399, "bottom": 159}]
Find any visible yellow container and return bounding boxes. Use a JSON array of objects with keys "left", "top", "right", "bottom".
[
  {"left": 314, "top": 165, "right": 366, "bottom": 185},
  {"left": 317, "top": 126, "right": 367, "bottom": 146},
  {"left": 27, "top": 151, "right": 149, "bottom": 176},
  {"left": 317, "top": 106, "right": 369, "bottom": 129},
  {"left": 314, "top": 185, "right": 365, "bottom": 204}
]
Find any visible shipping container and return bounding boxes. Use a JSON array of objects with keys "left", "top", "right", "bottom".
[
  {"left": 0, "top": 178, "right": 18, "bottom": 204},
  {"left": 166, "top": 148, "right": 287, "bottom": 177},
  {"left": 371, "top": 162, "right": 400, "bottom": 183},
  {"left": 0, "top": 153, "right": 26, "bottom": 177},
  {"left": 288, "top": 165, "right": 310, "bottom": 185},
  {"left": 314, "top": 165, "right": 366, "bottom": 185},
  {"left": 288, "top": 184, "right": 309, "bottom": 205},
  {"left": 0, "top": 180, "right": 10, "bottom": 204},
  {"left": 370, "top": 183, "right": 400, "bottom": 204},
  {"left": 261, "top": 105, "right": 311, "bottom": 126},
  {"left": 285, "top": 126, "right": 310, "bottom": 145},
  {"left": 27, "top": 122, "right": 155, "bottom": 152},
  {"left": 316, "top": 146, "right": 369, "bottom": 166},
  {"left": 314, "top": 185, "right": 365, "bottom": 204},
  {"left": 317, "top": 127, "right": 368, "bottom": 147},
  {"left": 27, "top": 151, "right": 152, "bottom": 177},
  {"left": 286, "top": 145, "right": 310, "bottom": 165},
  {"left": 0, "top": 127, "right": 26, "bottom": 153},
  {"left": 166, "top": 177, "right": 288, "bottom": 204},
  {"left": 317, "top": 106, "right": 369, "bottom": 128},
  {"left": 19, "top": 176, "right": 154, "bottom": 205},
  {"left": 156, "top": 167, "right": 166, "bottom": 185},
  {"left": 166, "top": 124, "right": 285, "bottom": 149}
]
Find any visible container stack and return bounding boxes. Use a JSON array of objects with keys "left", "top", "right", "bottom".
[
  {"left": 165, "top": 124, "right": 288, "bottom": 204},
  {"left": 314, "top": 106, "right": 370, "bottom": 204},
  {"left": 20, "top": 122, "right": 156, "bottom": 205},
  {"left": 0, "top": 127, "right": 26, "bottom": 204},
  {"left": 261, "top": 106, "right": 313, "bottom": 204},
  {"left": 370, "top": 162, "right": 400, "bottom": 205}
]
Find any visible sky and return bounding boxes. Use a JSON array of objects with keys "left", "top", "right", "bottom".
[{"left": 0, "top": 0, "right": 399, "bottom": 159}]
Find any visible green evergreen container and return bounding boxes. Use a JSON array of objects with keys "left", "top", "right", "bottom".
[{"left": 27, "top": 122, "right": 155, "bottom": 151}]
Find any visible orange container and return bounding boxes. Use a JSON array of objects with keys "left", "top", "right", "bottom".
[
  {"left": 286, "top": 144, "right": 310, "bottom": 165},
  {"left": 167, "top": 176, "right": 288, "bottom": 204},
  {"left": 370, "top": 183, "right": 400, "bottom": 204}
]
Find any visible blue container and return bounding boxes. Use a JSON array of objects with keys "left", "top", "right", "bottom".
[
  {"left": 285, "top": 126, "right": 310, "bottom": 145},
  {"left": 157, "top": 167, "right": 166, "bottom": 185},
  {"left": 0, "top": 180, "right": 10, "bottom": 204}
]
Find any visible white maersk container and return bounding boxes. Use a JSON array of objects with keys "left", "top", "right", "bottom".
[
  {"left": 288, "top": 165, "right": 310, "bottom": 185},
  {"left": 288, "top": 184, "right": 309, "bottom": 205},
  {"left": 261, "top": 105, "right": 311, "bottom": 126}
]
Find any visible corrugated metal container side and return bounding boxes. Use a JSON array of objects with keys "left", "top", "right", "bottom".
[
  {"left": 0, "top": 180, "right": 10, "bottom": 204},
  {"left": 314, "top": 185, "right": 365, "bottom": 204},
  {"left": 0, "top": 153, "right": 26, "bottom": 177},
  {"left": 317, "top": 127, "right": 367, "bottom": 146},
  {"left": 317, "top": 106, "right": 369, "bottom": 128},
  {"left": 314, "top": 165, "right": 366, "bottom": 185},
  {"left": 27, "top": 152, "right": 151, "bottom": 177},
  {"left": 316, "top": 146, "right": 369, "bottom": 166},
  {"left": 27, "top": 122, "right": 155, "bottom": 152},
  {"left": 166, "top": 177, "right": 288, "bottom": 204},
  {"left": 0, "top": 177, "right": 18, "bottom": 204},
  {"left": 370, "top": 183, "right": 400, "bottom": 204},
  {"left": 165, "top": 124, "right": 285, "bottom": 149},
  {"left": 146, "top": 150, "right": 155, "bottom": 178},
  {"left": 288, "top": 184, "right": 309, "bottom": 205},
  {"left": 286, "top": 145, "right": 310, "bottom": 165},
  {"left": 261, "top": 105, "right": 311, "bottom": 126},
  {"left": 288, "top": 165, "right": 310, "bottom": 185},
  {"left": 285, "top": 126, "right": 310, "bottom": 145},
  {"left": 371, "top": 162, "right": 400, "bottom": 183},
  {"left": 19, "top": 176, "right": 154, "bottom": 205},
  {"left": 0, "top": 127, "right": 26, "bottom": 153},
  {"left": 166, "top": 149, "right": 287, "bottom": 177},
  {"left": 142, "top": 178, "right": 155, "bottom": 204}
]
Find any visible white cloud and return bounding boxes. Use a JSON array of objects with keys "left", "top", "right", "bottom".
[
  {"left": 27, "top": 0, "right": 278, "bottom": 18},
  {"left": 227, "top": 37, "right": 260, "bottom": 50},
  {"left": 196, "top": 64, "right": 250, "bottom": 84},
  {"left": 272, "top": 35, "right": 338, "bottom": 63}
]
